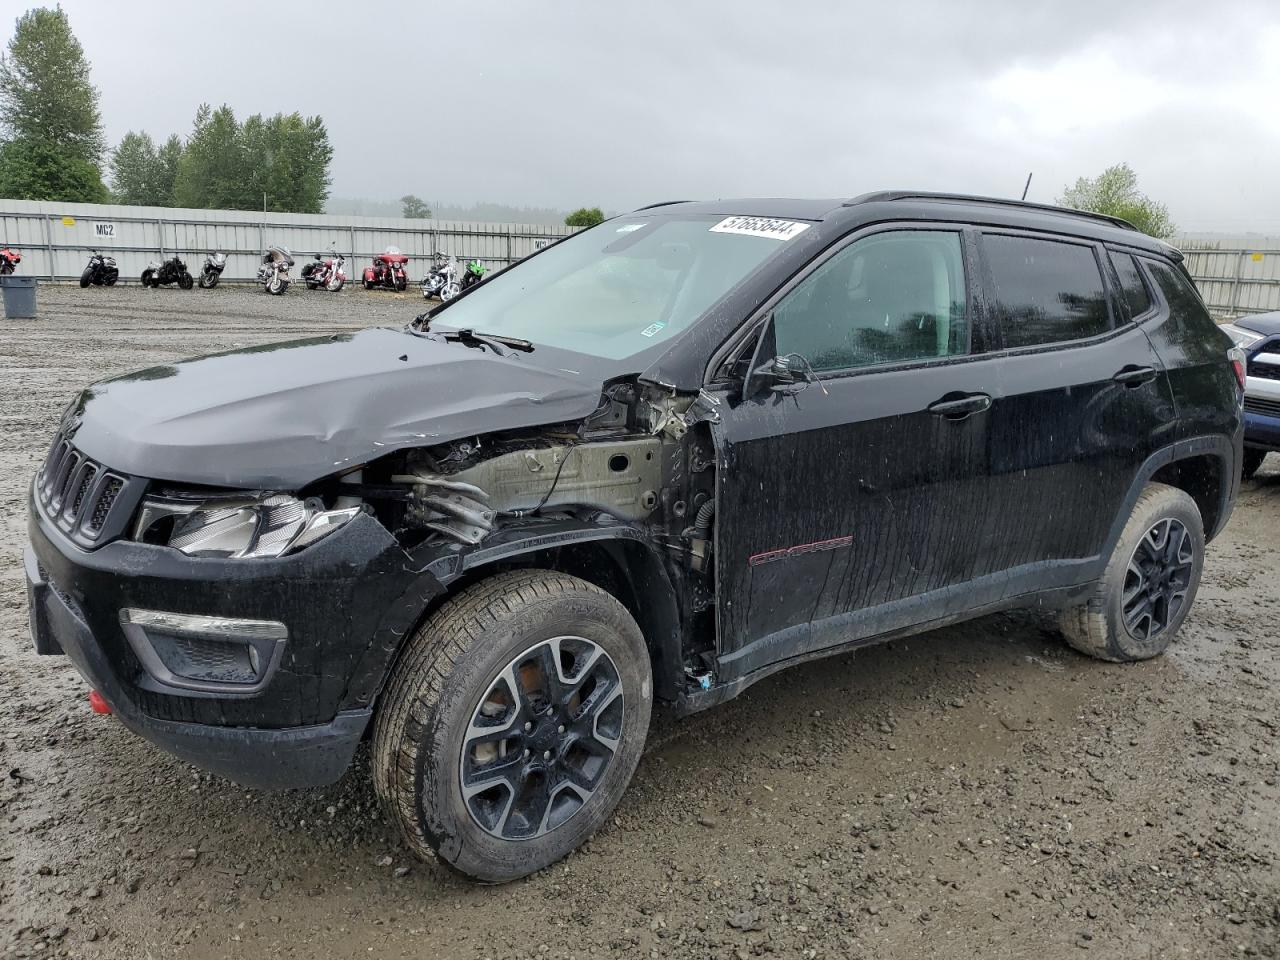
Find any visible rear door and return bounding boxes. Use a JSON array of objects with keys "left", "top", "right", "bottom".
[{"left": 977, "top": 231, "right": 1176, "bottom": 590}]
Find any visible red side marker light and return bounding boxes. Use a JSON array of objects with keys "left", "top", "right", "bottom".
[{"left": 88, "top": 689, "right": 112, "bottom": 715}]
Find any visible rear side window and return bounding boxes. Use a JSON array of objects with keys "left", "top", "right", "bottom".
[
  {"left": 1110, "top": 252, "right": 1153, "bottom": 318},
  {"left": 983, "top": 234, "right": 1110, "bottom": 348}
]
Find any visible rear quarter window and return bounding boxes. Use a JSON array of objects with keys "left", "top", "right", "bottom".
[
  {"left": 983, "top": 234, "right": 1110, "bottom": 349},
  {"left": 1109, "top": 251, "right": 1153, "bottom": 318}
]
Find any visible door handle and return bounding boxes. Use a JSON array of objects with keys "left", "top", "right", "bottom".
[
  {"left": 927, "top": 392, "right": 992, "bottom": 420},
  {"left": 1113, "top": 365, "right": 1157, "bottom": 387}
]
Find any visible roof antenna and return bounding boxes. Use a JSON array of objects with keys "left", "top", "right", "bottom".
[{"left": 1020, "top": 172, "right": 1033, "bottom": 201}]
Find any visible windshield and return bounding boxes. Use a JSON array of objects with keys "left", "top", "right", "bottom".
[{"left": 428, "top": 215, "right": 797, "bottom": 359}]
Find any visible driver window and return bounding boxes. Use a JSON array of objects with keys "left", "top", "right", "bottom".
[{"left": 773, "top": 230, "right": 969, "bottom": 372}]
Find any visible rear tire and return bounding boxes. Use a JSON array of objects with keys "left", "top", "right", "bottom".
[
  {"left": 1242, "top": 448, "right": 1267, "bottom": 480},
  {"left": 1059, "top": 482, "right": 1203, "bottom": 662},
  {"left": 104, "top": 271, "right": 118, "bottom": 286},
  {"left": 372, "top": 570, "right": 652, "bottom": 883}
]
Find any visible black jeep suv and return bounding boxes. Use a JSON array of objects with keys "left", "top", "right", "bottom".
[{"left": 25, "top": 192, "right": 1244, "bottom": 881}]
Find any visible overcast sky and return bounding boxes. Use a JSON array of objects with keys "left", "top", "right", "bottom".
[{"left": 29, "top": 0, "right": 1280, "bottom": 231}]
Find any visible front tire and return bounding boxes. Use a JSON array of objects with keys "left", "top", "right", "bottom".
[
  {"left": 1060, "top": 482, "right": 1204, "bottom": 662},
  {"left": 1242, "top": 448, "right": 1267, "bottom": 480},
  {"left": 372, "top": 570, "right": 652, "bottom": 883},
  {"left": 177, "top": 271, "right": 194, "bottom": 290},
  {"left": 440, "top": 280, "right": 461, "bottom": 301},
  {"left": 141, "top": 269, "right": 155, "bottom": 288},
  {"left": 267, "top": 275, "right": 287, "bottom": 295},
  {"left": 79, "top": 268, "right": 92, "bottom": 288}
]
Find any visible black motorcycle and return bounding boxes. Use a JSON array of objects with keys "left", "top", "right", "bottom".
[
  {"left": 79, "top": 250, "right": 119, "bottom": 287},
  {"left": 199, "top": 251, "right": 228, "bottom": 288},
  {"left": 142, "top": 254, "right": 194, "bottom": 289}
]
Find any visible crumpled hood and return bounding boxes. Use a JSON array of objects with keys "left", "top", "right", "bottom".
[{"left": 67, "top": 327, "right": 605, "bottom": 489}]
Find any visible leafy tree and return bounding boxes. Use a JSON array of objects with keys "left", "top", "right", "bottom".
[
  {"left": 565, "top": 206, "right": 605, "bottom": 228},
  {"left": 1058, "top": 163, "right": 1175, "bottom": 239},
  {"left": 0, "top": 136, "right": 107, "bottom": 201},
  {"left": 0, "top": 7, "right": 107, "bottom": 201},
  {"left": 0, "top": 7, "right": 105, "bottom": 162},
  {"left": 172, "top": 104, "right": 332, "bottom": 213},
  {"left": 400, "top": 194, "right": 431, "bottom": 218},
  {"left": 173, "top": 104, "right": 245, "bottom": 209},
  {"left": 155, "top": 134, "right": 182, "bottom": 204}
]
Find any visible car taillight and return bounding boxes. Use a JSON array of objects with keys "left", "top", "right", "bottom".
[{"left": 1228, "top": 346, "right": 1246, "bottom": 391}]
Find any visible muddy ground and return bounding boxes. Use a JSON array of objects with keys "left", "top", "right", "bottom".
[{"left": 1, "top": 284, "right": 1277, "bottom": 960}]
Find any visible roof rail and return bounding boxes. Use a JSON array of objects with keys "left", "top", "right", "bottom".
[
  {"left": 633, "top": 200, "right": 693, "bottom": 211},
  {"left": 843, "top": 191, "right": 1139, "bottom": 232}
]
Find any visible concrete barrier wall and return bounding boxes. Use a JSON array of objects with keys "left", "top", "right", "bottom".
[{"left": 0, "top": 199, "right": 575, "bottom": 283}]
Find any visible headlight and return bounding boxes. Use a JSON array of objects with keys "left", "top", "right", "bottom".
[
  {"left": 133, "top": 491, "right": 362, "bottom": 559},
  {"left": 1220, "top": 323, "right": 1264, "bottom": 349}
]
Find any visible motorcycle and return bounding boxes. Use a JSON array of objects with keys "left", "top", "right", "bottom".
[
  {"left": 79, "top": 250, "right": 119, "bottom": 287},
  {"left": 198, "top": 251, "right": 228, "bottom": 288},
  {"left": 301, "top": 248, "right": 347, "bottom": 292},
  {"left": 257, "top": 245, "right": 295, "bottom": 295},
  {"left": 142, "top": 254, "right": 194, "bottom": 289},
  {"left": 459, "top": 258, "right": 486, "bottom": 294},
  {"left": 419, "top": 251, "right": 450, "bottom": 298},
  {"left": 363, "top": 246, "right": 409, "bottom": 291},
  {"left": 0, "top": 246, "right": 20, "bottom": 274}
]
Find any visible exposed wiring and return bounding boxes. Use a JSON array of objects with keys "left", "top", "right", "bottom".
[{"left": 503, "top": 444, "right": 579, "bottom": 518}]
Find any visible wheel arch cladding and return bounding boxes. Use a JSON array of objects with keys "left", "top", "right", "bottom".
[
  {"left": 358, "top": 530, "right": 684, "bottom": 717},
  {"left": 462, "top": 537, "right": 683, "bottom": 703},
  {"left": 1101, "top": 436, "right": 1236, "bottom": 565},
  {"left": 1149, "top": 453, "right": 1227, "bottom": 541}
]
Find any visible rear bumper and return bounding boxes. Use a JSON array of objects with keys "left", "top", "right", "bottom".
[{"left": 24, "top": 542, "right": 370, "bottom": 789}]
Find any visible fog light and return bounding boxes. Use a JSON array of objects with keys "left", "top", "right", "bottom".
[{"left": 119, "top": 609, "right": 287, "bottom": 694}]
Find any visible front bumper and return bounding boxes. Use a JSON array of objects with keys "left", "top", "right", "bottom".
[
  {"left": 24, "top": 487, "right": 442, "bottom": 789},
  {"left": 1244, "top": 374, "right": 1280, "bottom": 451}
]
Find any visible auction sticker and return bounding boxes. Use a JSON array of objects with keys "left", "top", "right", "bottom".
[{"left": 709, "top": 216, "right": 810, "bottom": 241}]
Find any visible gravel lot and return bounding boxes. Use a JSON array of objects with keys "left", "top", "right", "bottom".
[{"left": 1, "top": 284, "right": 1278, "bottom": 960}]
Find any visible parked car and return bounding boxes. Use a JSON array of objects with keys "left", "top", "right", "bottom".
[
  {"left": 1219, "top": 311, "right": 1280, "bottom": 478},
  {"left": 24, "top": 192, "right": 1243, "bottom": 883}
]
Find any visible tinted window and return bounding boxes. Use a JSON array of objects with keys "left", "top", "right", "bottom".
[
  {"left": 984, "top": 235, "right": 1109, "bottom": 348},
  {"left": 1111, "top": 252, "right": 1153, "bottom": 318},
  {"left": 1145, "top": 259, "right": 1208, "bottom": 320},
  {"left": 773, "top": 230, "right": 968, "bottom": 372}
]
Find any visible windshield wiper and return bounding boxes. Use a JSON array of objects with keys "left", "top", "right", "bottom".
[{"left": 407, "top": 316, "right": 533, "bottom": 355}]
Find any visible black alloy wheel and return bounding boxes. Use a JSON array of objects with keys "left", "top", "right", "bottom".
[
  {"left": 460, "top": 636, "right": 624, "bottom": 841},
  {"left": 1122, "top": 517, "right": 1195, "bottom": 642}
]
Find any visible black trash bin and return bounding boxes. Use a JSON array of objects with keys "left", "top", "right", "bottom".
[{"left": 0, "top": 276, "right": 37, "bottom": 319}]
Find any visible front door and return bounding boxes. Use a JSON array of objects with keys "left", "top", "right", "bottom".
[{"left": 711, "top": 226, "right": 1005, "bottom": 681}]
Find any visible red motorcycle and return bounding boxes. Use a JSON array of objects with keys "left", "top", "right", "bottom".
[
  {"left": 0, "top": 246, "right": 20, "bottom": 275},
  {"left": 302, "top": 250, "right": 348, "bottom": 292},
  {"left": 363, "top": 246, "right": 409, "bottom": 291}
]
